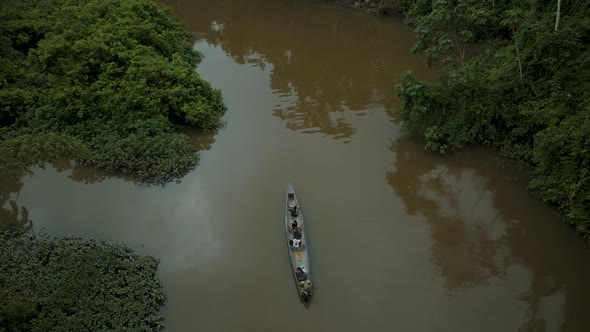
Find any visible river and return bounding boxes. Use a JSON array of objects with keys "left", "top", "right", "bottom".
[{"left": 4, "top": 0, "right": 590, "bottom": 331}]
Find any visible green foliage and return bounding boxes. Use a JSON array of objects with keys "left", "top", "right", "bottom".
[
  {"left": 531, "top": 109, "right": 590, "bottom": 235},
  {"left": 86, "top": 120, "right": 199, "bottom": 184},
  {"left": 407, "top": 0, "right": 501, "bottom": 66},
  {"left": 376, "top": 1, "right": 416, "bottom": 15},
  {"left": 356, "top": 0, "right": 417, "bottom": 15},
  {"left": 0, "top": 0, "right": 226, "bottom": 184},
  {"left": 396, "top": 0, "right": 590, "bottom": 239},
  {"left": 0, "top": 232, "right": 165, "bottom": 331}
]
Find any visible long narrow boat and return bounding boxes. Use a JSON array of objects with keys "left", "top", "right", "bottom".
[{"left": 285, "top": 183, "right": 314, "bottom": 305}]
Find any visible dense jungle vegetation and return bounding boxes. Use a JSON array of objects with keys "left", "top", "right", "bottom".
[
  {"left": 344, "top": 0, "right": 589, "bottom": 240},
  {"left": 0, "top": 232, "right": 165, "bottom": 331},
  {"left": 0, "top": 0, "right": 224, "bottom": 330},
  {"left": 0, "top": 0, "right": 226, "bottom": 185},
  {"left": 1, "top": 0, "right": 588, "bottom": 328}
]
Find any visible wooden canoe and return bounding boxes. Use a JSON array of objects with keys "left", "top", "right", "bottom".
[{"left": 285, "top": 183, "right": 314, "bottom": 305}]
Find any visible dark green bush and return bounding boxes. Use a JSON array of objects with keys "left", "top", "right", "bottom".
[
  {"left": 0, "top": 232, "right": 165, "bottom": 331},
  {"left": 396, "top": 0, "right": 590, "bottom": 239},
  {"left": 0, "top": 0, "right": 226, "bottom": 184}
]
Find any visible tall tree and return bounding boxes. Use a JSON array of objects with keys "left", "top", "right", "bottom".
[
  {"left": 555, "top": 0, "right": 562, "bottom": 31},
  {"left": 408, "top": 0, "right": 499, "bottom": 66}
]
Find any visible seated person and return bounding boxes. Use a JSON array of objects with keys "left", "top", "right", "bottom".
[
  {"left": 290, "top": 205, "right": 298, "bottom": 217},
  {"left": 302, "top": 280, "right": 313, "bottom": 301},
  {"left": 293, "top": 231, "right": 302, "bottom": 240},
  {"left": 291, "top": 219, "right": 298, "bottom": 231},
  {"left": 289, "top": 238, "right": 301, "bottom": 249},
  {"left": 295, "top": 267, "right": 307, "bottom": 281}
]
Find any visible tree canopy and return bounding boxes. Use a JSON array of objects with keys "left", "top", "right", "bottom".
[
  {"left": 395, "top": 0, "right": 590, "bottom": 239},
  {"left": 0, "top": 1, "right": 224, "bottom": 330},
  {"left": 0, "top": 0, "right": 226, "bottom": 184}
]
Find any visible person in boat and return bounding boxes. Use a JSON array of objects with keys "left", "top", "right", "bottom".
[
  {"left": 302, "top": 290, "right": 311, "bottom": 302},
  {"left": 290, "top": 232, "right": 303, "bottom": 249},
  {"left": 302, "top": 280, "right": 313, "bottom": 302},
  {"left": 295, "top": 266, "right": 307, "bottom": 281},
  {"left": 303, "top": 280, "right": 313, "bottom": 294},
  {"left": 291, "top": 219, "right": 298, "bottom": 231},
  {"left": 289, "top": 238, "right": 301, "bottom": 249},
  {"left": 291, "top": 205, "right": 298, "bottom": 217}
]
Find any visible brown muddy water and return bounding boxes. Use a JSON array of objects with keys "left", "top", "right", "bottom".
[{"left": 3, "top": 0, "right": 590, "bottom": 331}]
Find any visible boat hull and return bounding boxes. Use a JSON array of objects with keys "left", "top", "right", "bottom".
[{"left": 285, "top": 184, "right": 313, "bottom": 304}]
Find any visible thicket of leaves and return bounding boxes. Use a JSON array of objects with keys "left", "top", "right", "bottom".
[
  {"left": 0, "top": 232, "right": 166, "bottom": 331},
  {"left": 332, "top": 0, "right": 416, "bottom": 15},
  {"left": 0, "top": 0, "right": 226, "bottom": 184},
  {"left": 395, "top": 0, "right": 590, "bottom": 239}
]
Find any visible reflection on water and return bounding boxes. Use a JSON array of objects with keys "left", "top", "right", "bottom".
[
  {"left": 0, "top": 178, "right": 32, "bottom": 231},
  {"left": 49, "top": 160, "right": 112, "bottom": 185},
  {"left": 388, "top": 139, "right": 507, "bottom": 292},
  {"left": 0, "top": 162, "right": 111, "bottom": 232},
  {"left": 0, "top": 127, "right": 216, "bottom": 231},
  {"left": 162, "top": 0, "right": 435, "bottom": 142},
  {"left": 14, "top": 165, "right": 224, "bottom": 274},
  {"left": 387, "top": 136, "right": 590, "bottom": 331},
  {"left": 4, "top": 0, "right": 590, "bottom": 330},
  {"left": 177, "top": 125, "right": 218, "bottom": 152}
]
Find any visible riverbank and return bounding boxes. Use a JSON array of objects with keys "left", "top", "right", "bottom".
[
  {"left": 320, "top": 0, "right": 407, "bottom": 16},
  {"left": 393, "top": 0, "right": 590, "bottom": 241},
  {"left": 4, "top": 0, "right": 589, "bottom": 330},
  {"left": 0, "top": 0, "right": 223, "bottom": 330},
  {"left": 321, "top": 0, "right": 590, "bottom": 243}
]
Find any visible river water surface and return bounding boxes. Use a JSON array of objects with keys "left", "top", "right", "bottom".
[{"left": 4, "top": 0, "right": 590, "bottom": 331}]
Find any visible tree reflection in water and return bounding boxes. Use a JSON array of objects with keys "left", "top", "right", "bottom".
[
  {"left": 0, "top": 127, "right": 216, "bottom": 230},
  {"left": 162, "top": 0, "right": 433, "bottom": 142},
  {"left": 387, "top": 135, "right": 590, "bottom": 332},
  {"left": 388, "top": 136, "right": 508, "bottom": 292},
  {"left": 0, "top": 178, "right": 33, "bottom": 232}
]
